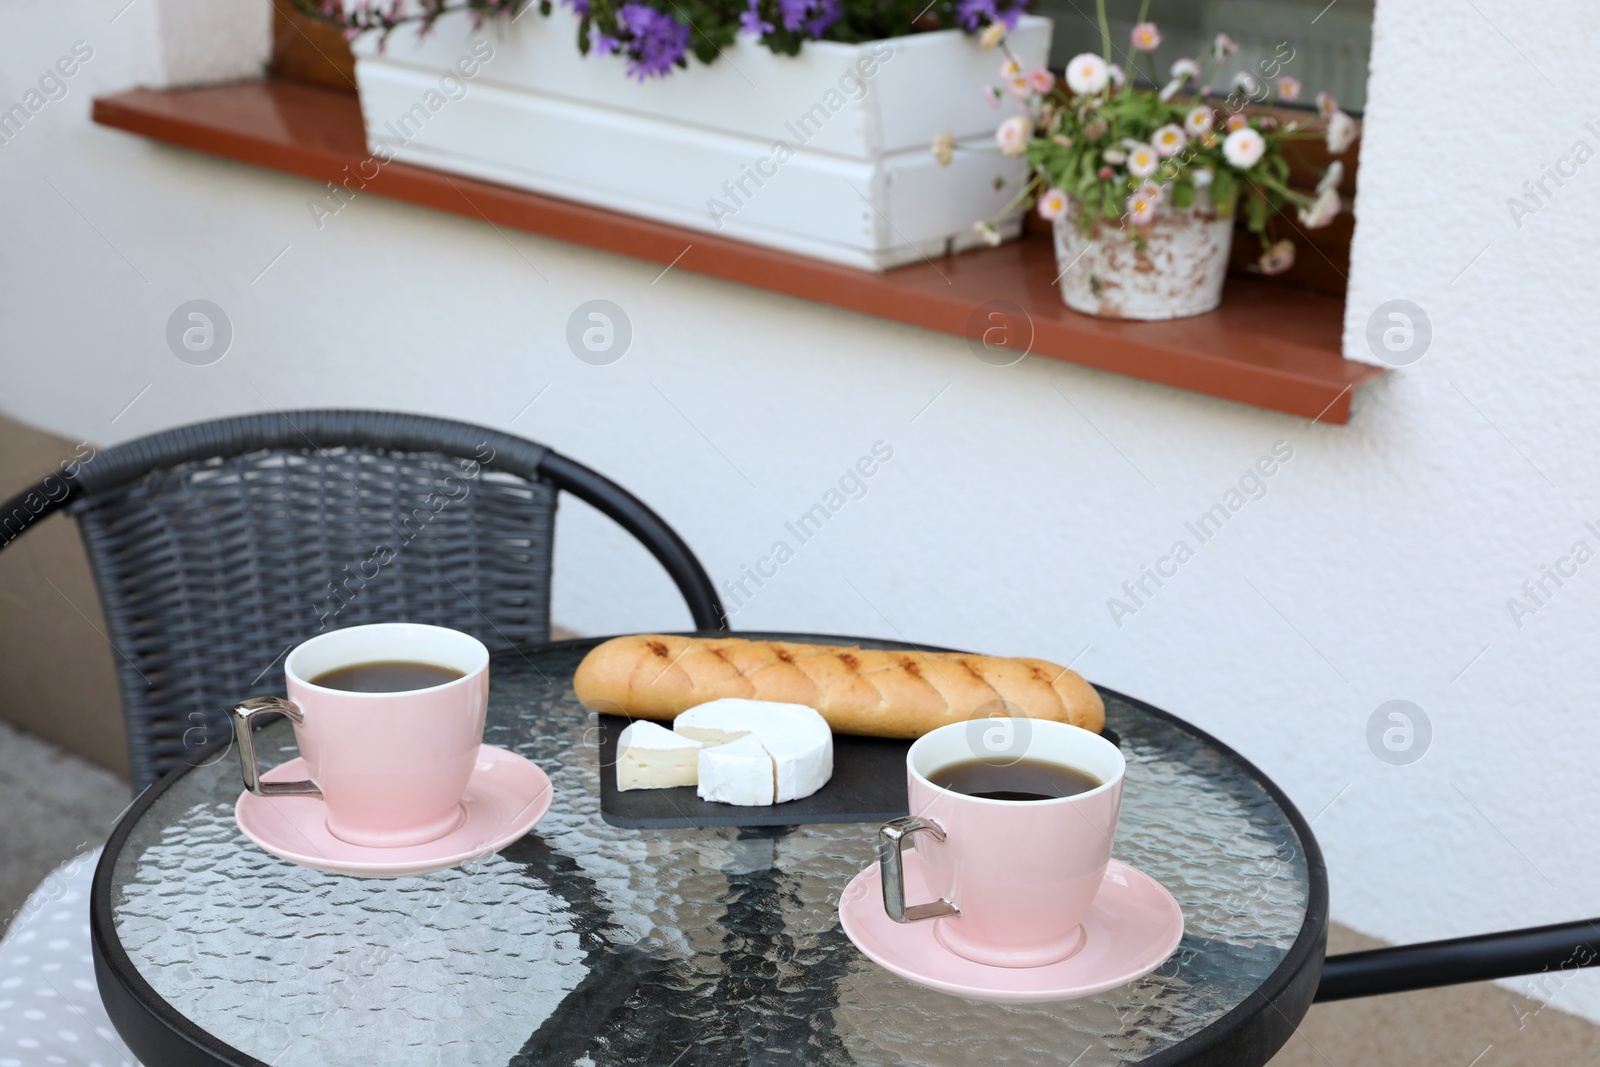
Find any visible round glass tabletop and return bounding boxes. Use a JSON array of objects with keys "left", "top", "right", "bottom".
[{"left": 93, "top": 635, "right": 1326, "bottom": 1067}]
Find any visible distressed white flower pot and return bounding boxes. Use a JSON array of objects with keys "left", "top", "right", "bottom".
[
  {"left": 347, "top": 10, "right": 1051, "bottom": 271},
  {"left": 1051, "top": 205, "right": 1234, "bottom": 320}
]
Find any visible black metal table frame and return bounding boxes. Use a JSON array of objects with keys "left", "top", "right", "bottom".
[{"left": 91, "top": 634, "right": 1334, "bottom": 1067}]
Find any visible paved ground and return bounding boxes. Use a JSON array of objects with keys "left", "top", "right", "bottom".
[
  {"left": 0, "top": 718, "right": 130, "bottom": 938},
  {"left": 3, "top": 717, "right": 1597, "bottom": 1064},
  {"left": 1268, "top": 923, "right": 1600, "bottom": 1067}
]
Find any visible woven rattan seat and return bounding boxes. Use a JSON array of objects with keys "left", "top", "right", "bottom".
[{"left": 0, "top": 410, "right": 724, "bottom": 790}]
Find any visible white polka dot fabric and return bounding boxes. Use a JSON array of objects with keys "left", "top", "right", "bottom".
[{"left": 0, "top": 849, "right": 141, "bottom": 1067}]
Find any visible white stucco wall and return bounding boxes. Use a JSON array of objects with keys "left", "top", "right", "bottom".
[
  {"left": 148, "top": 0, "right": 272, "bottom": 88},
  {"left": 6, "top": 0, "right": 1600, "bottom": 1023}
]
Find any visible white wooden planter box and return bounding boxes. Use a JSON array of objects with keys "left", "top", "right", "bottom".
[{"left": 347, "top": 11, "right": 1052, "bottom": 270}]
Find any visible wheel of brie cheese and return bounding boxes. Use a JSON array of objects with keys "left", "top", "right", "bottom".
[
  {"left": 612, "top": 698, "right": 834, "bottom": 805},
  {"left": 676, "top": 699, "right": 834, "bottom": 804}
]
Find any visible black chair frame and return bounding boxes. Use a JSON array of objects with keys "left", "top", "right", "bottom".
[
  {"left": 3, "top": 419, "right": 723, "bottom": 632},
  {"left": 0, "top": 410, "right": 724, "bottom": 786}
]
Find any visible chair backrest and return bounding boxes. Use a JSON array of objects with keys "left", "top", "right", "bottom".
[{"left": 1, "top": 411, "right": 724, "bottom": 790}]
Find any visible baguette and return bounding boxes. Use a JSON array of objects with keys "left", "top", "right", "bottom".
[{"left": 572, "top": 635, "right": 1104, "bottom": 739}]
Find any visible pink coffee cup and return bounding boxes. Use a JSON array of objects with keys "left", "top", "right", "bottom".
[
  {"left": 231, "top": 623, "right": 490, "bottom": 848},
  {"left": 879, "top": 717, "right": 1126, "bottom": 968}
]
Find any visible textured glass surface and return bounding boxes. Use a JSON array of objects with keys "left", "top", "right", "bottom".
[{"left": 111, "top": 640, "right": 1312, "bottom": 1066}]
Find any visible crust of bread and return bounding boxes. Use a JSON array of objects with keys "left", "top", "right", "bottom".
[{"left": 572, "top": 635, "right": 1104, "bottom": 738}]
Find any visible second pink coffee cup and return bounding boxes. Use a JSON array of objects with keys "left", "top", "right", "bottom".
[{"left": 880, "top": 717, "right": 1127, "bottom": 968}]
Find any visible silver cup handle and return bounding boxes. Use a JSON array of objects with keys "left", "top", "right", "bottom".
[
  {"left": 232, "top": 696, "right": 322, "bottom": 798},
  {"left": 878, "top": 816, "right": 959, "bottom": 923}
]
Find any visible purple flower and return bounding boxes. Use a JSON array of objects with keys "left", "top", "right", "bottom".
[
  {"left": 562, "top": 0, "right": 590, "bottom": 16},
  {"left": 592, "top": 30, "right": 621, "bottom": 53},
  {"left": 802, "top": 0, "right": 840, "bottom": 35},
  {"left": 773, "top": 0, "right": 838, "bottom": 34},
  {"left": 617, "top": 3, "right": 690, "bottom": 80},
  {"left": 740, "top": 0, "right": 773, "bottom": 35},
  {"left": 954, "top": 0, "right": 991, "bottom": 30},
  {"left": 955, "top": 0, "right": 1019, "bottom": 31},
  {"left": 777, "top": 0, "right": 810, "bottom": 31}
]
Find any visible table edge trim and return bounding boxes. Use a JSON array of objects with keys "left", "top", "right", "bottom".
[{"left": 92, "top": 730, "right": 268, "bottom": 1067}]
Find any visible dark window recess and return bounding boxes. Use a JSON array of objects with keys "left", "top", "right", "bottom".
[{"left": 271, "top": 0, "right": 357, "bottom": 94}]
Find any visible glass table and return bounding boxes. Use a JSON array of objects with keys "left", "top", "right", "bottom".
[{"left": 92, "top": 635, "right": 1327, "bottom": 1067}]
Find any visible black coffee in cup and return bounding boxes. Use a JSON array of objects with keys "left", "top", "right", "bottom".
[
  {"left": 311, "top": 661, "right": 465, "bottom": 693},
  {"left": 929, "top": 758, "right": 1101, "bottom": 802}
]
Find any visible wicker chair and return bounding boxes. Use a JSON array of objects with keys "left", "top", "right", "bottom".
[{"left": 0, "top": 410, "right": 725, "bottom": 791}]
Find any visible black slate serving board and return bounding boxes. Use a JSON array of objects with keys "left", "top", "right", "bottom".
[
  {"left": 596, "top": 714, "right": 911, "bottom": 828},
  {"left": 595, "top": 713, "right": 1119, "bottom": 830}
]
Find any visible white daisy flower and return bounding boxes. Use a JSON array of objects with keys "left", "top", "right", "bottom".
[
  {"left": 1108, "top": 63, "right": 1126, "bottom": 90},
  {"left": 1170, "top": 58, "right": 1200, "bottom": 81},
  {"left": 1065, "top": 53, "right": 1110, "bottom": 95},
  {"left": 973, "top": 220, "right": 1003, "bottom": 246},
  {"left": 1222, "top": 127, "right": 1265, "bottom": 169},
  {"left": 1152, "top": 124, "right": 1187, "bottom": 158},
  {"left": 1127, "top": 143, "right": 1160, "bottom": 178},
  {"left": 996, "top": 114, "right": 1032, "bottom": 156},
  {"left": 1126, "top": 183, "right": 1161, "bottom": 225},
  {"left": 931, "top": 130, "right": 955, "bottom": 166},
  {"left": 1316, "top": 160, "right": 1343, "bottom": 195},
  {"left": 1037, "top": 187, "right": 1069, "bottom": 221},
  {"left": 1326, "top": 111, "right": 1357, "bottom": 154},
  {"left": 1000, "top": 58, "right": 1021, "bottom": 79},
  {"left": 1184, "top": 105, "right": 1214, "bottom": 137},
  {"left": 1298, "top": 187, "right": 1341, "bottom": 228},
  {"left": 1257, "top": 239, "right": 1295, "bottom": 275},
  {"left": 979, "top": 21, "right": 1007, "bottom": 49},
  {"left": 1102, "top": 148, "right": 1127, "bottom": 164}
]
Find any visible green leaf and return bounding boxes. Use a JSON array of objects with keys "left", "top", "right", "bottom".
[
  {"left": 1210, "top": 171, "right": 1238, "bottom": 219},
  {"left": 1172, "top": 181, "right": 1195, "bottom": 209},
  {"left": 1245, "top": 192, "right": 1268, "bottom": 234}
]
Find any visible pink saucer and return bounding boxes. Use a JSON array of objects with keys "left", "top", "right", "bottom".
[
  {"left": 838, "top": 851, "right": 1184, "bottom": 1003},
  {"left": 235, "top": 745, "right": 552, "bottom": 878}
]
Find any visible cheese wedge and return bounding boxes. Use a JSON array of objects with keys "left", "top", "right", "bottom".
[
  {"left": 697, "top": 734, "right": 776, "bottom": 806},
  {"left": 616, "top": 720, "right": 702, "bottom": 791},
  {"left": 675, "top": 699, "right": 833, "bottom": 804}
]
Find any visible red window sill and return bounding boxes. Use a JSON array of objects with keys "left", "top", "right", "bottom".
[{"left": 92, "top": 79, "right": 1381, "bottom": 423}]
